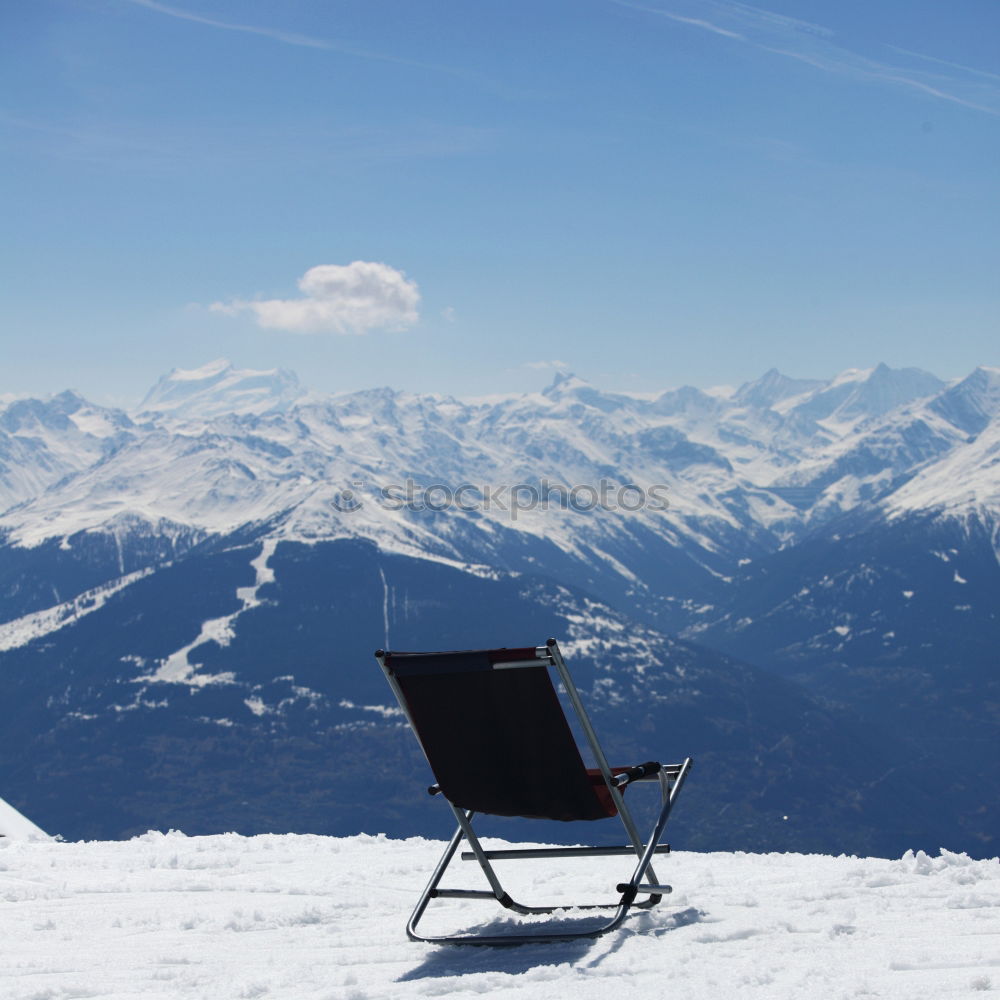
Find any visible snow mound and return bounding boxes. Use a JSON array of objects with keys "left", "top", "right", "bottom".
[
  {"left": 1, "top": 831, "right": 997, "bottom": 999},
  {"left": 0, "top": 796, "right": 49, "bottom": 840}
]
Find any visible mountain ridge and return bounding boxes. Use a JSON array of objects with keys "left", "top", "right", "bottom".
[{"left": 2, "top": 359, "right": 997, "bottom": 853}]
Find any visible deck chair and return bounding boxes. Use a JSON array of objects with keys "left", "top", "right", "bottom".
[{"left": 375, "top": 638, "right": 693, "bottom": 945}]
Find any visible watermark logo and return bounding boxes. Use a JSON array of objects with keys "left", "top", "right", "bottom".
[
  {"left": 330, "top": 481, "right": 365, "bottom": 513},
  {"left": 328, "top": 478, "right": 669, "bottom": 520}
]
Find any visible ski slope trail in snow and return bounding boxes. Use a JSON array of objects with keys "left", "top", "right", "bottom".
[{"left": 1, "top": 831, "right": 997, "bottom": 1000}]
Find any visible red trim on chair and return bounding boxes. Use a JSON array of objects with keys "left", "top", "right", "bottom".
[{"left": 587, "top": 768, "right": 629, "bottom": 818}]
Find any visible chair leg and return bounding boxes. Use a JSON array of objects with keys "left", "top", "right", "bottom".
[
  {"left": 406, "top": 813, "right": 472, "bottom": 942},
  {"left": 616, "top": 757, "right": 693, "bottom": 902},
  {"left": 404, "top": 794, "right": 682, "bottom": 946}
]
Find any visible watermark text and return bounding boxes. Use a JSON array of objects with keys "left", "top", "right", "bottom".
[{"left": 330, "top": 478, "right": 670, "bottom": 520}]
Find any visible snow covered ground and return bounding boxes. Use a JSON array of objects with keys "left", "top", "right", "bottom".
[{"left": 1, "top": 832, "right": 997, "bottom": 1000}]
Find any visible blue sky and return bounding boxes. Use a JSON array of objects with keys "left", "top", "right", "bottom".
[{"left": 3, "top": 0, "right": 998, "bottom": 403}]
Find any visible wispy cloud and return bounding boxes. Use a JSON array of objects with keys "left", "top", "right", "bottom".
[
  {"left": 119, "top": 0, "right": 517, "bottom": 94},
  {"left": 211, "top": 262, "right": 420, "bottom": 335},
  {"left": 886, "top": 45, "right": 1000, "bottom": 85},
  {"left": 616, "top": 1, "right": 744, "bottom": 40},
  {"left": 122, "top": 0, "right": 341, "bottom": 50},
  {"left": 610, "top": 0, "right": 1000, "bottom": 116}
]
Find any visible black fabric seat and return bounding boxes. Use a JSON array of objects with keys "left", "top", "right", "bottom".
[{"left": 384, "top": 647, "right": 614, "bottom": 821}]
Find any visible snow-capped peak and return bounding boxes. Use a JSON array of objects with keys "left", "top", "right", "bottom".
[
  {"left": 830, "top": 363, "right": 944, "bottom": 421},
  {"left": 929, "top": 365, "right": 1000, "bottom": 436},
  {"left": 785, "top": 364, "right": 943, "bottom": 427},
  {"left": 0, "top": 390, "right": 89, "bottom": 433},
  {"left": 539, "top": 371, "right": 633, "bottom": 413},
  {"left": 138, "top": 359, "right": 305, "bottom": 420},
  {"left": 733, "top": 368, "right": 826, "bottom": 410},
  {"left": 541, "top": 371, "right": 591, "bottom": 397}
]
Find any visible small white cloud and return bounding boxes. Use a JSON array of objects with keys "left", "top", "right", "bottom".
[
  {"left": 441, "top": 306, "right": 457, "bottom": 323},
  {"left": 211, "top": 261, "right": 420, "bottom": 335},
  {"left": 524, "top": 360, "right": 569, "bottom": 370}
]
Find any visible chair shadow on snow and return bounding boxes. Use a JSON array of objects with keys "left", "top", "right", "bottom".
[{"left": 397, "top": 906, "right": 705, "bottom": 981}]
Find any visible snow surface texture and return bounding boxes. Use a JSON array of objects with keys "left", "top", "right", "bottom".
[{"left": 1, "top": 832, "right": 997, "bottom": 1000}]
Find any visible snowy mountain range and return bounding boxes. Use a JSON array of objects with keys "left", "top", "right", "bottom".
[
  {"left": 4, "top": 359, "right": 998, "bottom": 561},
  {"left": 1, "top": 360, "right": 997, "bottom": 855}
]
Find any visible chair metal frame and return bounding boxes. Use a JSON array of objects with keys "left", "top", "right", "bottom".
[{"left": 375, "top": 637, "right": 693, "bottom": 945}]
